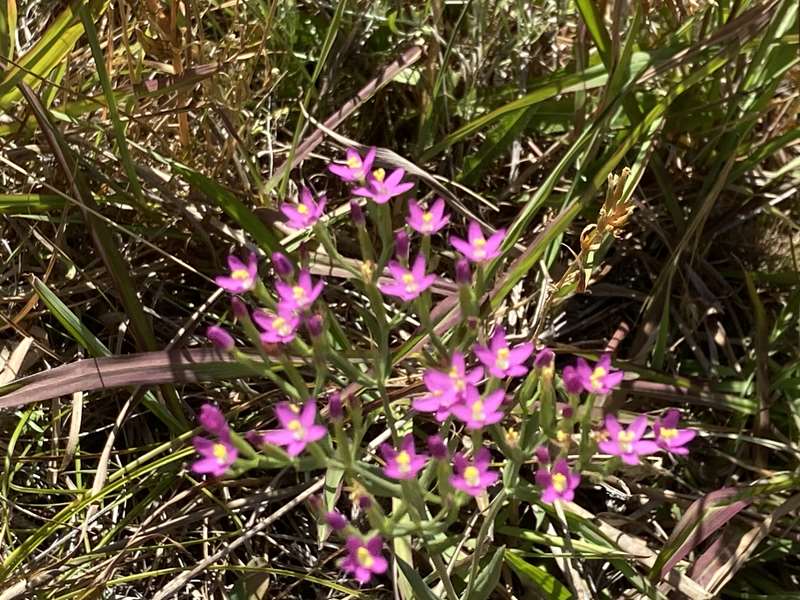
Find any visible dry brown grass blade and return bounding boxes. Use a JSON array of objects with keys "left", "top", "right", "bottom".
[
  {"left": 689, "top": 492, "right": 800, "bottom": 594},
  {"left": 268, "top": 44, "right": 424, "bottom": 186},
  {"left": 0, "top": 349, "right": 253, "bottom": 409}
]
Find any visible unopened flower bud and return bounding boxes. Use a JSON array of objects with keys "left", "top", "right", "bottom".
[
  {"left": 427, "top": 435, "right": 448, "bottom": 460},
  {"left": 328, "top": 392, "right": 343, "bottom": 420},
  {"left": 230, "top": 297, "right": 248, "bottom": 320},
  {"left": 535, "top": 446, "right": 550, "bottom": 464},
  {"left": 325, "top": 510, "right": 348, "bottom": 531},
  {"left": 394, "top": 229, "right": 409, "bottom": 262},
  {"left": 561, "top": 406, "right": 574, "bottom": 419},
  {"left": 455, "top": 258, "right": 471, "bottom": 285},
  {"left": 306, "top": 314, "right": 324, "bottom": 338},
  {"left": 271, "top": 252, "right": 294, "bottom": 279},
  {"left": 357, "top": 495, "right": 372, "bottom": 510},
  {"left": 350, "top": 200, "right": 365, "bottom": 226},
  {"left": 207, "top": 325, "right": 235, "bottom": 351},
  {"left": 534, "top": 347, "right": 555, "bottom": 369}
]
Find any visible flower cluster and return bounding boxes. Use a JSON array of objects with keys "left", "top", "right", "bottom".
[{"left": 193, "top": 145, "right": 697, "bottom": 587}]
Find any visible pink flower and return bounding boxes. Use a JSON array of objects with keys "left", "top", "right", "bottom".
[
  {"left": 407, "top": 198, "right": 449, "bottom": 235},
  {"left": 380, "top": 434, "right": 428, "bottom": 480},
  {"left": 198, "top": 404, "right": 229, "bottom": 437},
  {"left": 261, "top": 400, "right": 327, "bottom": 457},
  {"left": 275, "top": 269, "right": 324, "bottom": 312},
  {"left": 280, "top": 187, "right": 326, "bottom": 229},
  {"left": 192, "top": 436, "right": 237, "bottom": 477},
  {"left": 378, "top": 254, "right": 436, "bottom": 302},
  {"left": 427, "top": 435, "right": 448, "bottom": 460},
  {"left": 653, "top": 409, "right": 696, "bottom": 455},
  {"left": 207, "top": 325, "right": 235, "bottom": 351},
  {"left": 575, "top": 354, "right": 624, "bottom": 394},
  {"left": 328, "top": 147, "right": 376, "bottom": 182},
  {"left": 412, "top": 352, "right": 483, "bottom": 421},
  {"left": 473, "top": 328, "right": 534, "bottom": 378},
  {"left": 252, "top": 308, "right": 299, "bottom": 344},
  {"left": 339, "top": 535, "right": 388, "bottom": 584},
  {"left": 352, "top": 168, "right": 414, "bottom": 204},
  {"left": 450, "top": 448, "right": 499, "bottom": 497},
  {"left": 325, "top": 511, "right": 348, "bottom": 531},
  {"left": 450, "top": 387, "right": 505, "bottom": 430},
  {"left": 535, "top": 458, "right": 581, "bottom": 503},
  {"left": 215, "top": 253, "right": 258, "bottom": 293},
  {"left": 598, "top": 414, "right": 660, "bottom": 465},
  {"left": 450, "top": 221, "right": 504, "bottom": 263}
]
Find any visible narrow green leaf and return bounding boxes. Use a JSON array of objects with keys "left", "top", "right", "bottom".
[
  {"left": 395, "top": 557, "right": 439, "bottom": 600},
  {"left": 462, "top": 546, "right": 505, "bottom": 600},
  {"left": 504, "top": 551, "right": 572, "bottom": 600},
  {"left": 0, "top": 0, "right": 17, "bottom": 61}
]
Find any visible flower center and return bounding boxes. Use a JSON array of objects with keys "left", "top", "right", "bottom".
[
  {"left": 660, "top": 427, "right": 678, "bottom": 440},
  {"left": 356, "top": 546, "right": 374, "bottom": 569},
  {"left": 212, "top": 443, "right": 229, "bottom": 464},
  {"left": 618, "top": 430, "right": 635, "bottom": 453},
  {"left": 372, "top": 168, "right": 386, "bottom": 182},
  {"left": 449, "top": 367, "right": 465, "bottom": 391},
  {"left": 395, "top": 450, "right": 411, "bottom": 473},
  {"left": 288, "top": 419, "right": 305, "bottom": 441},
  {"left": 551, "top": 472, "right": 567, "bottom": 493},
  {"left": 495, "top": 347, "right": 510, "bottom": 370},
  {"left": 272, "top": 316, "right": 291, "bottom": 336},
  {"left": 422, "top": 212, "right": 433, "bottom": 223},
  {"left": 231, "top": 268, "right": 250, "bottom": 281},
  {"left": 297, "top": 203, "right": 309, "bottom": 214},
  {"left": 347, "top": 156, "right": 362, "bottom": 169},
  {"left": 471, "top": 400, "right": 485, "bottom": 422},
  {"left": 590, "top": 367, "right": 607, "bottom": 390},
  {"left": 401, "top": 272, "right": 418, "bottom": 293},
  {"left": 556, "top": 430, "right": 569, "bottom": 443},
  {"left": 472, "top": 238, "right": 486, "bottom": 259},
  {"left": 463, "top": 465, "right": 480, "bottom": 487},
  {"left": 292, "top": 285, "right": 306, "bottom": 300}
]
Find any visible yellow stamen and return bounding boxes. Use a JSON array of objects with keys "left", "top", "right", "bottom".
[
  {"left": 347, "top": 156, "right": 362, "bottom": 169},
  {"left": 659, "top": 427, "right": 678, "bottom": 440},
  {"left": 273, "top": 316, "right": 292, "bottom": 336},
  {"left": 297, "top": 204, "right": 309, "bottom": 214},
  {"left": 212, "top": 443, "right": 228, "bottom": 464},
  {"left": 496, "top": 347, "right": 510, "bottom": 370},
  {"left": 422, "top": 212, "right": 433, "bottom": 223},
  {"left": 401, "top": 273, "right": 417, "bottom": 293},
  {"left": 551, "top": 472, "right": 567, "bottom": 493},
  {"left": 464, "top": 466, "right": 480, "bottom": 487},
  {"left": 449, "top": 366, "right": 465, "bottom": 391},
  {"left": 372, "top": 168, "right": 386, "bottom": 182},
  {"left": 556, "top": 430, "right": 570, "bottom": 443},
  {"left": 590, "top": 367, "right": 607, "bottom": 390},
  {"left": 292, "top": 285, "right": 306, "bottom": 300},
  {"left": 288, "top": 419, "right": 305, "bottom": 441},
  {"left": 395, "top": 450, "right": 411, "bottom": 473},
  {"left": 231, "top": 268, "right": 250, "bottom": 281},
  {"left": 618, "top": 430, "right": 635, "bottom": 453},
  {"left": 356, "top": 546, "right": 374, "bottom": 568},
  {"left": 471, "top": 400, "right": 485, "bottom": 422}
]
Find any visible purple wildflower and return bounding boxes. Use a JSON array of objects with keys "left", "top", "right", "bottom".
[
  {"left": 191, "top": 436, "right": 237, "bottom": 477},
  {"left": 198, "top": 404, "right": 228, "bottom": 437},
  {"left": 598, "top": 414, "right": 660, "bottom": 465},
  {"left": 207, "top": 325, "right": 235, "bottom": 351},
  {"left": 473, "top": 328, "right": 534, "bottom": 378},
  {"left": 352, "top": 168, "right": 414, "bottom": 204},
  {"left": 535, "top": 446, "right": 550, "bottom": 464},
  {"left": 281, "top": 187, "right": 326, "bottom": 229},
  {"left": 536, "top": 458, "right": 581, "bottom": 503},
  {"left": 339, "top": 535, "right": 388, "bottom": 584},
  {"left": 378, "top": 254, "right": 436, "bottom": 302},
  {"left": 380, "top": 434, "right": 428, "bottom": 480},
  {"left": 275, "top": 269, "right": 324, "bottom": 312},
  {"left": 407, "top": 198, "right": 449, "bottom": 235},
  {"left": 450, "top": 448, "right": 499, "bottom": 497},
  {"left": 450, "top": 221, "right": 505, "bottom": 263},
  {"left": 252, "top": 308, "right": 299, "bottom": 344},
  {"left": 653, "top": 409, "right": 696, "bottom": 455},
  {"left": 450, "top": 388, "right": 505, "bottom": 430},
  {"left": 215, "top": 253, "right": 258, "bottom": 293},
  {"left": 328, "top": 147, "right": 376, "bottom": 182},
  {"left": 412, "top": 352, "right": 483, "bottom": 421},
  {"left": 261, "top": 400, "right": 327, "bottom": 457},
  {"left": 575, "top": 354, "right": 624, "bottom": 394},
  {"left": 271, "top": 252, "right": 294, "bottom": 279}
]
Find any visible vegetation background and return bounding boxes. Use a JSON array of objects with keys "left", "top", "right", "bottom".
[{"left": 0, "top": 0, "right": 798, "bottom": 598}]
